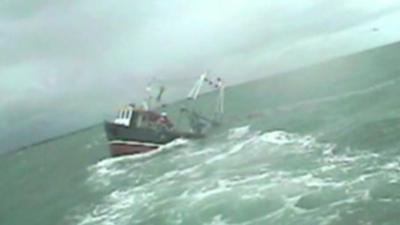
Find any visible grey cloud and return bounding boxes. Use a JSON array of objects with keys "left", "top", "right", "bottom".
[{"left": 2, "top": 0, "right": 400, "bottom": 151}]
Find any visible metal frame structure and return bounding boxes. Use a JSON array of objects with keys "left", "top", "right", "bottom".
[{"left": 186, "top": 72, "right": 225, "bottom": 124}]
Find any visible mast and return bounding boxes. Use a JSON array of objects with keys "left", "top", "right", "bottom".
[
  {"left": 143, "top": 78, "right": 166, "bottom": 110},
  {"left": 183, "top": 72, "right": 225, "bottom": 134}
]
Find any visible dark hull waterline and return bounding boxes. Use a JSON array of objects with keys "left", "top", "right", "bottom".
[
  {"left": 104, "top": 120, "right": 205, "bottom": 157},
  {"left": 109, "top": 141, "right": 160, "bottom": 157}
]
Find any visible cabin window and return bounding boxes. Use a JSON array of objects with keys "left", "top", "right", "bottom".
[
  {"left": 114, "top": 107, "right": 134, "bottom": 126},
  {"left": 136, "top": 114, "right": 143, "bottom": 127},
  {"left": 130, "top": 111, "right": 137, "bottom": 126},
  {"left": 127, "top": 110, "right": 132, "bottom": 120},
  {"left": 123, "top": 110, "right": 128, "bottom": 119}
]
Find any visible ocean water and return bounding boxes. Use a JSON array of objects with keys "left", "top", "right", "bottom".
[{"left": 2, "top": 42, "right": 400, "bottom": 225}]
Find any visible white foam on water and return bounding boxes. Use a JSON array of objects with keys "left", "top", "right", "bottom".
[
  {"left": 205, "top": 139, "right": 250, "bottom": 164},
  {"left": 86, "top": 138, "right": 189, "bottom": 187},
  {"left": 319, "top": 213, "right": 341, "bottom": 225},
  {"left": 187, "top": 147, "right": 218, "bottom": 157},
  {"left": 319, "top": 164, "right": 337, "bottom": 172},
  {"left": 190, "top": 180, "right": 233, "bottom": 203},
  {"left": 348, "top": 173, "right": 377, "bottom": 186},
  {"left": 163, "top": 138, "right": 190, "bottom": 149},
  {"left": 228, "top": 125, "right": 251, "bottom": 139},
  {"left": 204, "top": 215, "right": 230, "bottom": 225},
  {"left": 382, "top": 161, "right": 400, "bottom": 171},
  {"left": 322, "top": 151, "right": 380, "bottom": 169},
  {"left": 94, "top": 138, "right": 188, "bottom": 168},
  {"left": 328, "top": 195, "right": 359, "bottom": 208},
  {"left": 73, "top": 127, "right": 393, "bottom": 225},
  {"left": 179, "top": 164, "right": 202, "bottom": 176},
  {"left": 240, "top": 192, "right": 264, "bottom": 200},
  {"left": 255, "top": 194, "right": 305, "bottom": 222},
  {"left": 260, "top": 130, "right": 298, "bottom": 145},
  {"left": 228, "top": 172, "right": 272, "bottom": 187},
  {"left": 258, "top": 130, "right": 334, "bottom": 155},
  {"left": 76, "top": 188, "right": 153, "bottom": 225},
  {"left": 199, "top": 130, "right": 331, "bottom": 172},
  {"left": 259, "top": 130, "right": 315, "bottom": 147},
  {"left": 324, "top": 154, "right": 359, "bottom": 164}
]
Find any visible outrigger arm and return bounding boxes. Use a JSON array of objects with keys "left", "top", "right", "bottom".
[
  {"left": 187, "top": 73, "right": 207, "bottom": 100},
  {"left": 183, "top": 72, "right": 225, "bottom": 135}
]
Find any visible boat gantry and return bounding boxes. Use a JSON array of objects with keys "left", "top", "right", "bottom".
[{"left": 104, "top": 72, "right": 225, "bottom": 157}]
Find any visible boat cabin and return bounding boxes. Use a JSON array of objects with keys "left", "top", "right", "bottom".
[{"left": 113, "top": 104, "right": 173, "bottom": 130}]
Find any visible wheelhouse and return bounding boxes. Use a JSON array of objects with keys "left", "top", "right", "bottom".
[{"left": 113, "top": 105, "right": 173, "bottom": 130}]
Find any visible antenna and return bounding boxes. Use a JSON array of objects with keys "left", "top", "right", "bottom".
[{"left": 143, "top": 77, "right": 167, "bottom": 110}]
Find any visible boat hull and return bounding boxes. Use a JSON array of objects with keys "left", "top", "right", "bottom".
[
  {"left": 109, "top": 141, "right": 160, "bottom": 157},
  {"left": 103, "top": 120, "right": 205, "bottom": 157},
  {"left": 104, "top": 121, "right": 178, "bottom": 157}
]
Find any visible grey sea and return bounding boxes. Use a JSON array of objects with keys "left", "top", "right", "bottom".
[{"left": 2, "top": 42, "right": 400, "bottom": 225}]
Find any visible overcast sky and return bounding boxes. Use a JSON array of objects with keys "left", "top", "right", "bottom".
[{"left": 2, "top": 0, "right": 400, "bottom": 151}]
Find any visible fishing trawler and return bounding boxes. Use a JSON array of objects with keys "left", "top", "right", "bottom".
[{"left": 104, "top": 73, "right": 225, "bottom": 157}]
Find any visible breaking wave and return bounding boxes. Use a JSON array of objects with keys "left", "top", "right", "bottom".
[{"left": 72, "top": 125, "right": 400, "bottom": 225}]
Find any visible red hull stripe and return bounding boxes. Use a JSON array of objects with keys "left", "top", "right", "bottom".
[
  {"left": 109, "top": 143, "right": 160, "bottom": 157},
  {"left": 109, "top": 140, "right": 161, "bottom": 148}
]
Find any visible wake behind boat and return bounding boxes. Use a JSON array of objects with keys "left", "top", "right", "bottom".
[{"left": 104, "top": 73, "right": 225, "bottom": 157}]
